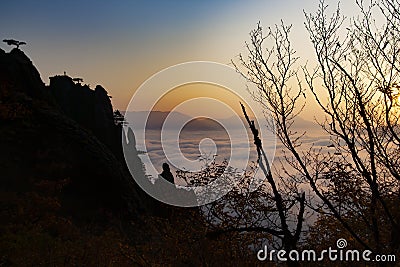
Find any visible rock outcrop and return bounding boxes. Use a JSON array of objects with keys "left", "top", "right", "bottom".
[
  {"left": 0, "top": 48, "right": 149, "bottom": 216},
  {"left": 0, "top": 48, "right": 50, "bottom": 101},
  {"left": 0, "top": 47, "right": 208, "bottom": 267},
  {"left": 48, "top": 75, "right": 121, "bottom": 156}
]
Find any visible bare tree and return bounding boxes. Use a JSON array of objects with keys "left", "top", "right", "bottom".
[
  {"left": 232, "top": 0, "right": 400, "bottom": 258},
  {"left": 175, "top": 1, "right": 399, "bottom": 263},
  {"left": 303, "top": 0, "right": 399, "bottom": 253},
  {"left": 113, "top": 110, "right": 127, "bottom": 126},
  {"left": 72, "top": 78, "right": 84, "bottom": 84},
  {"left": 192, "top": 21, "right": 308, "bottom": 256}
]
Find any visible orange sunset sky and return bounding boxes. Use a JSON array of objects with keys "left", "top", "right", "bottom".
[{"left": 1, "top": 0, "right": 362, "bottom": 119}]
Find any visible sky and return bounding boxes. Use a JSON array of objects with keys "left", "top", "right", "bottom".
[{"left": 0, "top": 0, "right": 360, "bottom": 120}]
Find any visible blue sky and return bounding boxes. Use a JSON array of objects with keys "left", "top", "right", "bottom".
[{"left": 0, "top": 0, "right": 358, "bottom": 117}]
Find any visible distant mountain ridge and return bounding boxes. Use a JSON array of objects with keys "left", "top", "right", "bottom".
[
  {"left": 125, "top": 111, "right": 228, "bottom": 131},
  {"left": 125, "top": 111, "right": 251, "bottom": 130},
  {"left": 124, "top": 110, "right": 320, "bottom": 132}
]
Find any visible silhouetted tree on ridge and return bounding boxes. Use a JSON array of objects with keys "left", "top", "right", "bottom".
[{"left": 3, "top": 39, "right": 26, "bottom": 49}]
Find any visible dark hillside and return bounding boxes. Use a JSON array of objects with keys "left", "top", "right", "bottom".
[
  {"left": 0, "top": 48, "right": 145, "bottom": 215},
  {"left": 0, "top": 47, "right": 260, "bottom": 266}
]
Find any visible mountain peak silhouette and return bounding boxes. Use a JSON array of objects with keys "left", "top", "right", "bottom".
[
  {"left": 0, "top": 47, "right": 48, "bottom": 100},
  {"left": 0, "top": 48, "right": 159, "bottom": 216}
]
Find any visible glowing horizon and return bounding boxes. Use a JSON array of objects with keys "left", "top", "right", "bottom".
[{"left": 1, "top": 0, "right": 360, "bottom": 121}]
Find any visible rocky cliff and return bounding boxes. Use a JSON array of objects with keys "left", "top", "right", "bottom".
[
  {"left": 0, "top": 48, "right": 49, "bottom": 101},
  {"left": 0, "top": 48, "right": 151, "bottom": 216},
  {"left": 0, "top": 47, "right": 244, "bottom": 266},
  {"left": 48, "top": 75, "right": 121, "bottom": 157}
]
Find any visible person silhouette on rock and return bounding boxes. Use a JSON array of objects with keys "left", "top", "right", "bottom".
[
  {"left": 160, "top": 163, "right": 174, "bottom": 185},
  {"left": 156, "top": 162, "right": 199, "bottom": 207}
]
